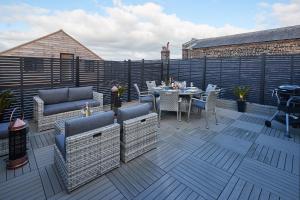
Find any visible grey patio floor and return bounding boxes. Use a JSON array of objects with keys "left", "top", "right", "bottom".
[{"left": 0, "top": 106, "right": 299, "bottom": 200}]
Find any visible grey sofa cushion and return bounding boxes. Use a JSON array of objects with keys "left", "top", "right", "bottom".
[
  {"left": 0, "top": 122, "right": 9, "bottom": 139},
  {"left": 65, "top": 111, "right": 114, "bottom": 137},
  {"left": 44, "top": 101, "right": 78, "bottom": 116},
  {"left": 69, "top": 86, "right": 93, "bottom": 101},
  {"left": 43, "top": 99, "right": 100, "bottom": 116},
  {"left": 74, "top": 99, "right": 100, "bottom": 109},
  {"left": 55, "top": 134, "right": 65, "bottom": 160},
  {"left": 140, "top": 95, "right": 153, "bottom": 103},
  {"left": 39, "top": 88, "right": 68, "bottom": 105},
  {"left": 117, "top": 103, "right": 151, "bottom": 125}
]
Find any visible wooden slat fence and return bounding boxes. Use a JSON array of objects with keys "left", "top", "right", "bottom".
[{"left": 0, "top": 54, "right": 299, "bottom": 121}]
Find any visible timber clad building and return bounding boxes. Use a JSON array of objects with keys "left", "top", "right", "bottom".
[
  {"left": 182, "top": 25, "right": 300, "bottom": 59},
  {"left": 0, "top": 29, "right": 101, "bottom": 60}
]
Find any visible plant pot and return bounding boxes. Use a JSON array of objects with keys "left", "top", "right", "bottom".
[
  {"left": 236, "top": 100, "right": 247, "bottom": 112},
  {"left": 0, "top": 112, "right": 3, "bottom": 122}
]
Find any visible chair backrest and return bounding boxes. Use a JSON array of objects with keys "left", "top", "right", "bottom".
[
  {"left": 205, "top": 91, "right": 217, "bottom": 112},
  {"left": 134, "top": 83, "right": 141, "bottom": 96},
  {"left": 65, "top": 111, "right": 115, "bottom": 137},
  {"left": 206, "top": 84, "right": 217, "bottom": 93},
  {"left": 146, "top": 81, "right": 156, "bottom": 91},
  {"left": 159, "top": 90, "right": 180, "bottom": 112}
]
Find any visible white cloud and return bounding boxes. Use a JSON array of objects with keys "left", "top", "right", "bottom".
[
  {"left": 256, "top": 0, "right": 300, "bottom": 29},
  {"left": 0, "top": 2, "right": 251, "bottom": 60}
]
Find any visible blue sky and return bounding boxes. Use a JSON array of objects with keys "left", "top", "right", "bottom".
[
  {"left": 0, "top": 0, "right": 290, "bottom": 29},
  {"left": 0, "top": 0, "right": 299, "bottom": 59}
]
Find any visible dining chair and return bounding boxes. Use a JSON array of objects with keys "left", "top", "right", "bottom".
[
  {"left": 201, "top": 84, "right": 217, "bottom": 101},
  {"left": 134, "top": 83, "right": 156, "bottom": 110},
  {"left": 146, "top": 81, "right": 156, "bottom": 91},
  {"left": 188, "top": 90, "right": 218, "bottom": 129},
  {"left": 158, "top": 90, "right": 182, "bottom": 125}
]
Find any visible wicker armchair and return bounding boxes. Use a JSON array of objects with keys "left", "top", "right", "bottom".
[
  {"left": 54, "top": 111, "right": 120, "bottom": 192},
  {"left": 34, "top": 87, "right": 103, "bottom": 132},
  {"left": 117, "top": 104, "right": 158, "bottom": 163},
  {"left": 0, "top": 122, "right": 9, "bottom": 156}
]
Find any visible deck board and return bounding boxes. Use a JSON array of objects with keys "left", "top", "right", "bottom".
[{"left": 0, "top": 108, "right": 299, "bottom": 200}]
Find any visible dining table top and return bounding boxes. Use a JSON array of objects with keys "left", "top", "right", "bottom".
[{"left": 152, "top": 86, "right": 203, "bottom": 95}]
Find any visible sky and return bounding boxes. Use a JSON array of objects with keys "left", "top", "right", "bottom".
[{"left": 0, "top": 0, "right": 299, "bottom": 60}]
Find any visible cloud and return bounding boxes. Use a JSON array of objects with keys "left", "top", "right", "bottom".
[
  {"left": 0, "top": 2, "right": 251, "bottom": 60},
  {"left": 256, "top": 0, "right": 300, "bottom": 29}
]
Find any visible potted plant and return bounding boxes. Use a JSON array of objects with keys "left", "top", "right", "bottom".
[
  {"left": 0, "top": 90, "right": 14, "bottom": 122},
  {"left": 110, "top": 81, "right": 127, "bottom": 112},
  {"left": 233, "top": 86, "right": 250, "bottom": 112}
]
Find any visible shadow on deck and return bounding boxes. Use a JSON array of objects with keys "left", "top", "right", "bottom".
[{"left": 0, "top": 106, "right": 299, "bottom": 200}]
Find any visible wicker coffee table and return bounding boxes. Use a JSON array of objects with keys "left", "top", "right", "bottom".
[{"left": 54, "top": 111, "right": 104, "bottom": 135}]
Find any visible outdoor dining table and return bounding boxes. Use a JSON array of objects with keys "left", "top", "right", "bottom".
[
  {"left": 152, "top": 86, "right": 203, "bottom": 96},
  {"left": 152, "top": 86, "right": 204, "bottom": 121}
]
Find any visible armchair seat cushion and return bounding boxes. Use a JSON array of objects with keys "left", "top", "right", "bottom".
[
  {"left": 55, "top": 134, "right": 66, "bottom": 160},
  {"left": 68, "top": 86, "right": 93, "bottom": 101},
  {"left": 0, "top": 122, "right": 9, "bottom": 139},
  {"left": 140, "top": 95, "right": 154, "bottom": 103},
  {"left": 65, "top": 111, "right": 115, "bottom": 137},
  {"left": 43, "top": 99, "right": 100, "bottom": 116},
  {"left": 193, "top": 100, "right": 206, "bottom": 109},
  {"left": 38, "top": 88, "right": 68, "bottom": 105},
  {"left": 117, "top": 103, "right": 151, "bottom": 125}
]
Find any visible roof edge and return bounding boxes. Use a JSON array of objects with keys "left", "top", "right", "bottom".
[{"left": 0, "top": 29, "right": 102, "bottom": 60}]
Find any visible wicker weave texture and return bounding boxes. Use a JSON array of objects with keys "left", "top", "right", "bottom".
[
  {"left": 121, "top": 113, "right": 158, "bottom": 163},
  {"left": 33, "top": 92, "right": 103, "bottom": 132},
  {"left": 0, "top": 138, "right": 8, "bottom": 156},
  {"left": 54, "top": 123, "right": 120, "bottom": 192}
]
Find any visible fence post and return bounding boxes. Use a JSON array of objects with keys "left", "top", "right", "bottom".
[
  {"left": 202, "top": 56, "right": 206, "bottom": 90},
  {"left": 50, "top": 57, "right": 54, "bottom": 88},
  {"left": 20, "top": 57, "right": 24, "bottom": 114},
  {"left": 219, "top": 58, "right": 223, "bottom": 86},
  {"left": 189, "top": 59, "right": 192, "bottom": 84},
  {"left": 127, "top": 59, "right": 132, "bottom": 102},
  {"left": 167, "top": 59, "right": 170, "bottom": 81},
  {"left": 141, "top": 59, "right": 144, "bottom": 90},
  {"left": 291, "top": 55, "right": 294, "bottom": 84},
  {"left": 260, "top": 54, "right": 266, "bottom": 104},
  {"left": 75, "top": 56, "right": 80, "bottom": 87},
  {"left": 238, "top": 56, "right": 241, "bottom": 85},
  {"left": 160, "top": 61, "right": 164, "bottom": 82},
  {"left": 97, "top": 60, "right": 100, "bottom": 92}
]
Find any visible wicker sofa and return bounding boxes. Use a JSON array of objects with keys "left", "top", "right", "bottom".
[
  {"left": 33, "top": 86, "right": 103, "bottom": 131},
  {"left": 117, "top": 104, "right": 158, "bottom": 163},
  {"left": 0, "top": 122, "right": 9, "bottom": 156},
  {"left": 54, "top": 111, "right": 120, "bottom": 192}
]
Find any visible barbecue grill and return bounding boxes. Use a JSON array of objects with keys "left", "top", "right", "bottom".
[{"left": 265, "top": 84, "right": 300, "bottom": 137}]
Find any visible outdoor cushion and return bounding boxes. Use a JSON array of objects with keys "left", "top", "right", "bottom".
[
  {"left": 193, "top": 100, "right": 206, "bottom": 109},
  {"left": 74, "top": 99, "right": 100, "bottom": 109},
  {"left": 44, "top": 101, "right": 79, "bottom": 116},
  {"left": 0, "top": 122, "right": 9, "bottom": 139},
  {"left": 117, "top": 103, "right": 151, "bottom": 125},
  {"left": 68, "top": 86, "right": 93, "bottom": 101},
  {"left": 43, "top": 99, "right": 100, "bottom": 116},
  {"left": 39, "top": 88, "right": 68, "bottom": 105},
  {"left": 55, "top": 134, "right": 66, "bottom": 160},
  {"left": 65, "top": 111, "right": 114, "bottom": 137},
  {"left": 140, "top": 95, "right": 153, "bottom": 103}
]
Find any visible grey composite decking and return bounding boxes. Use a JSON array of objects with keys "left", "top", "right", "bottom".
[{"left": 0, "top": 107, "right": 299, "bottom": 200}]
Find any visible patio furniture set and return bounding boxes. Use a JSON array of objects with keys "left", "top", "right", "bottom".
[
  {"left": 0, "top": 81, "right": 220, "bottom": 193},
  {"left": 135, "top": 82, "right": 220, "bottom": 128},
  {"left": 33, "top": 86, "right": 159, "bottom": 192}
]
